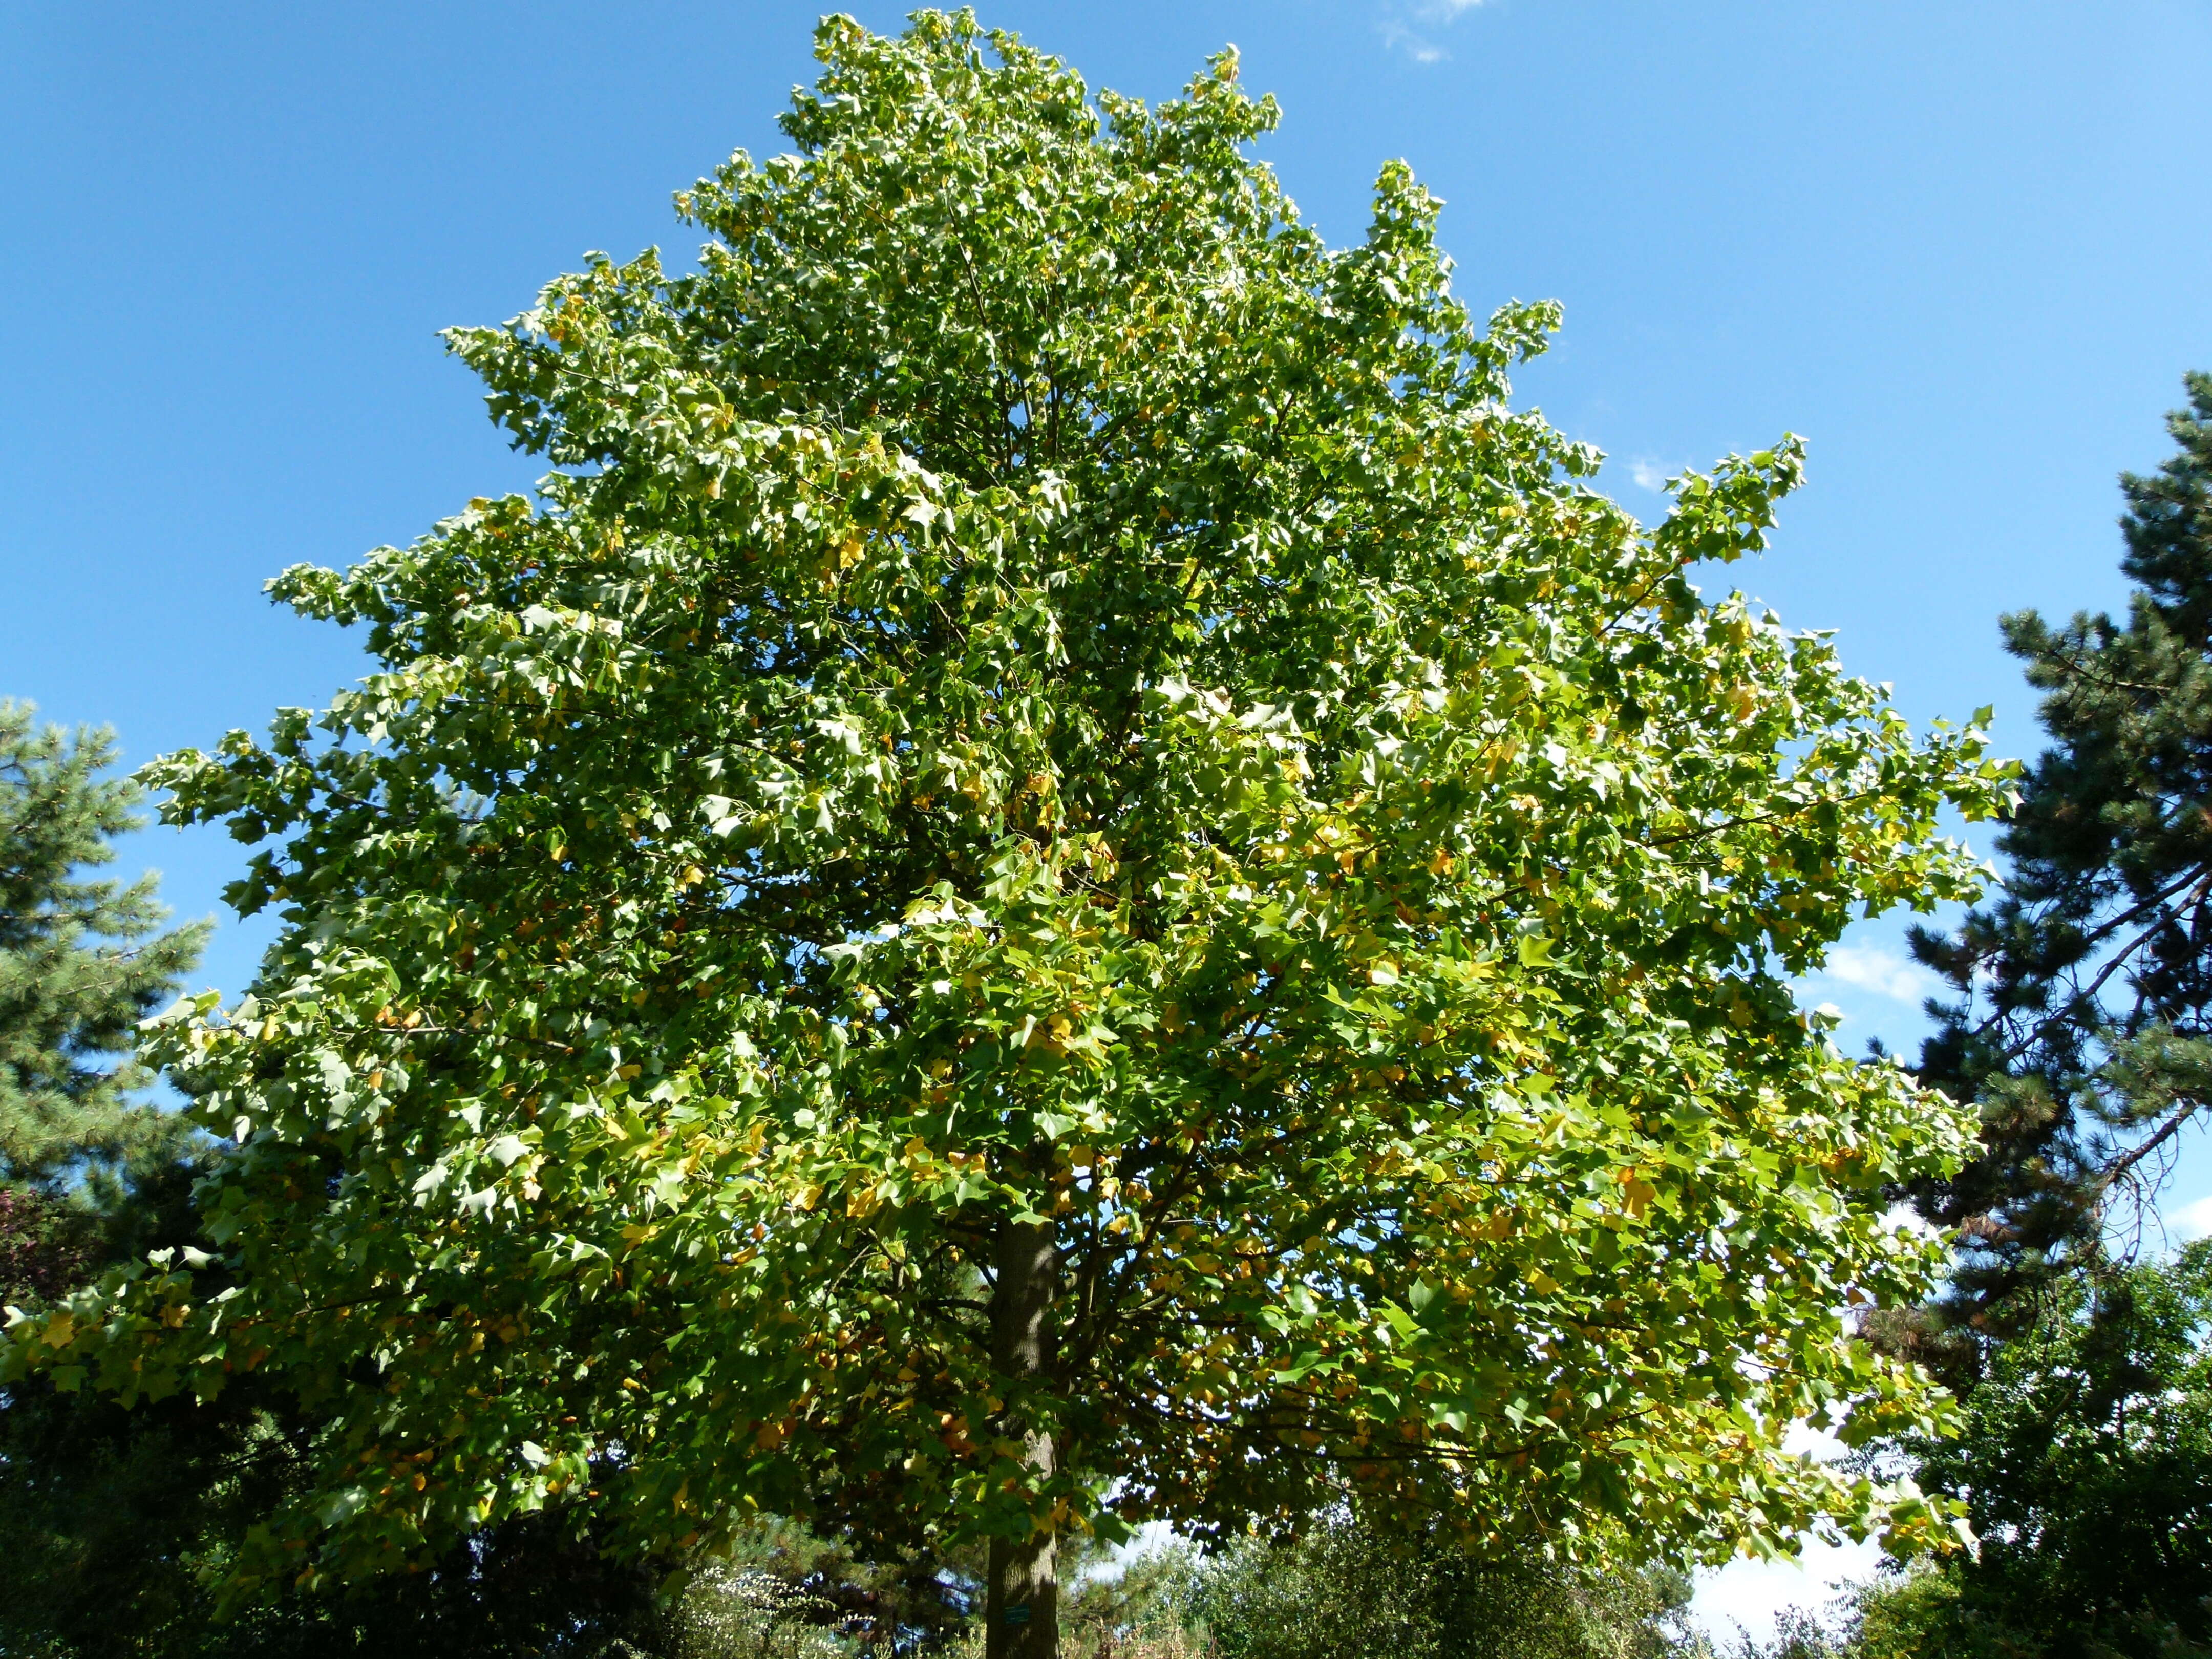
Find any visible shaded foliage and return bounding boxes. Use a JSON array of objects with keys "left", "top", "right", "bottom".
[
  {"left": 1849, "top": 1244, "right": 2212, "bottom": 1658},
  {"left": 0, "top": 1152, "right": 676, "bottom": 1658},
  {"left": 0, "top": 1186, "right": 97, "bottom": 1307}
]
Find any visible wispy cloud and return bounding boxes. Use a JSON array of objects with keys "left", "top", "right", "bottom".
[
  {"left": 1379, "top": 21, "right": 1448, "bottom": 63},
  {"left": 1629, "top": 459, "right": 1669, "bottom": 493},
  {"left": 2168, "top": 1193, "right": 2212, "bottom": 1240},
  {"left": 1818, "top": 944, "right": 1941, "bottom": 1004},
  {"left": 1378, "top": 0, "right": 1487, "bottom": 64}
]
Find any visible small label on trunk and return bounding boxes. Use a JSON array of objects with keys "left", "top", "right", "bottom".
[{"left": 1003, "top": 1604, "right": 1032, "bottom": 1626}]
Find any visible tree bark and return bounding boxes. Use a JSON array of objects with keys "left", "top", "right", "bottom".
[{"left": 984, "top": 1215, "right": 1059, "bottom": 1659}]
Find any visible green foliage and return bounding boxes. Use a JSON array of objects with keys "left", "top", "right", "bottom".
[
  {"left": 0, "top": 700, "right": 206, "bottom": 1198},
  {"left": 8, "top": 8, "right": 2006, "bottom": 1609},
  {"left": 1906, "top": 373, "right": 2212, "bottom": 1355},
  {"left": 1837, "top": 1565, "right": 1978, "bottom": 1659},
  {"left": 1849, "top": 1244, "right": 2212, "bottom": 1658},
  {"left": 656, "top": 1559, "right": 853, "bottom": 1659},
  {"left": 0, "top": 1407, "right": 657, "bottom": 1657},
  {"left": 1708, "top": 1609, "right": 1840, "bottom": 1659},
  {"left": 1194, "top": 1518, "right": 1688, "bottom": 1659},
  {"left": 1, "top": 1186, "right": 98, "bottom": 1306},
  {"left": 0, "top": 1153, "right": 676, "bottom": 1659},
  {"left": 677, "top": 1513, "right": 979, "bottom": 1654},
  {"left": 1059, "top": 1540, "right": 1202, "bottom": 1654}
]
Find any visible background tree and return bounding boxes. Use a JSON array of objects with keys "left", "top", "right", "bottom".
[
  {"left": 1842, "top": 1242, "right": 2212, "bottom": 1659},
  {"left": 1903, "top": 372, "right": 2212, "bottom": 1366},
  {"left": 0, "top": 1380, "right": 676, "bottom": 1659},
  {"left": 1, "top": 1185, "right": 97, "bottom": 1308},
  {"left": 9, "top": 13, "right": 2006, "bottom": 1654},
  {"left": 0, "top": 699, "right": 207, "bottom": 1199},
  {"left": 1192, "top": 1517, "right": 1691, "bottom": 1659},
  {"left": 4, "top": 1159, "right": 687, "bottom": 1659},
  {"left": 0, "top": 699, "right": 208, "bottom": 1641}
]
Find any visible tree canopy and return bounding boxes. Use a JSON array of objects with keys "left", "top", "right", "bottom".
[{"left": 7, "top": 12, "right": 2008, "bottom": 1644}]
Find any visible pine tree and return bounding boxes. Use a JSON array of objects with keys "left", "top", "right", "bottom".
[
  {"left": 0, "top": 700, "right": 208, "bottom": 1196},
  {"left": 1906, "top": 373, "right": 2212, "bottom": 1363}
]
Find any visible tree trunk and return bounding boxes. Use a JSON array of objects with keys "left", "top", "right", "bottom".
[{"left": 985, "top": 1216, "right": 1059, "bottom": 1659}]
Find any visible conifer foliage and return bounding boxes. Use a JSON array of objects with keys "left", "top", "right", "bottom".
[
  {"left": 1854, "top": 1243, "right": 2212, "bottom": 1657},
  {"left": 1908, "top": 373, "right": 2212, "bottom": 1353},
  {"left": 9, "top": 15, "right": 2007, "bottom": 1649},
  {"left": 0, "top": 700, "right": 206, "bottom": 1197}
]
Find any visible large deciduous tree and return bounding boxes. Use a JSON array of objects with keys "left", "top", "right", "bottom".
[
  {"left": 1903, "top": 373, "right": 2212, "bottom": 1364},
  {"left": 7, "top": 14, "right": 2007, "bottom": 1652}
]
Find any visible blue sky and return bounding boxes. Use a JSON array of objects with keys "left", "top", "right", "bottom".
[
  {"left": 6, "top": 0, "right": 2211, "bottom": 1627},
  {"left": 10, "top": 0, "right": 2208, "bottom": 1008}
]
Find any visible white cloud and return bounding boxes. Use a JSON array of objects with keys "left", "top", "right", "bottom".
[
  {"left": 2167, "top": 1193, "right": 2212, "bottom": 1240},
  {"left": 1689, "top": 1421, "right": 1879, "bottom": 1643},
  {"left": 1691, "top": 1536, "right": 1877, "bottom": 1647},
  {"left": 1379, "top": 20, "right": 1448, "bottom": 62},
  {"left": 1630, "top": 459, "right": 1669, "bottom": 492},
  {"left": 1378, "top": 0, "right": 1486, "bottom": 63},
  {"left": 1884, "top": 1200, "right": 1937, "bottom": 1238},
  {"left": 1817, "top": 944, "right": 1941, "bottom": 1004}
]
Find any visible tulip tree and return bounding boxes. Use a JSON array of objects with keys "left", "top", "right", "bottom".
[{"left": 6, "top": 13, "right": 2010, "bottom": 1653}]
